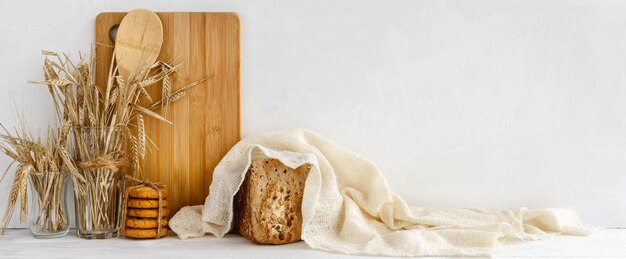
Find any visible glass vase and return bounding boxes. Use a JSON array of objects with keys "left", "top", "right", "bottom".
[
  {"left": 71, "top": 126, "right": 127, "bottom": 239},
  {"left": 28, "top": 171, "right": 70, "bottom": 238}
]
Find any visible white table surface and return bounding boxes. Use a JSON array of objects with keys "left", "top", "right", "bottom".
[{"left": 1, "top": 229, "right": 625, "bottom": 259}]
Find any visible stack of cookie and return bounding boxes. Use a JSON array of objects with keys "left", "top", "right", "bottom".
[{"left": 124, "top": 186, "right": 170, "bottom": 239}]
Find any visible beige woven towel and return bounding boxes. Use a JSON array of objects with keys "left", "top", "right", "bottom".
[{"left": 170, "top": 128, "right": 592, "bottom": 256}]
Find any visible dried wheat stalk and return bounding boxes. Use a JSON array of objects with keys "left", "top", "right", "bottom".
[
  {"left": 0, "top": 121, "right": 68, "bottom": 235},
  {"left": 26, "top": 49, "right": 211, "bottom": 231}
]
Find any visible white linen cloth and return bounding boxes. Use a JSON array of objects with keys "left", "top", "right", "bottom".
[{"left": 169, "top": 128, "right": 592, "bottom": 257}]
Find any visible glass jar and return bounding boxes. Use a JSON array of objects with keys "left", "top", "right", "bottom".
[
  {"left": 28, "top": 171, "right": 70, "bottom": 238},
  {"left": 71, "top": 126, "right": 127, "bottom": 239}
]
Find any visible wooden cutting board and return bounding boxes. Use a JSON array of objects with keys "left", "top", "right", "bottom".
[{"left": 95, "top": 12, "right": 240, "bottom": 215}]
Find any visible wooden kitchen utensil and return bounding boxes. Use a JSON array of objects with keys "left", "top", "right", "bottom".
[
  {"left": 96, "top": 12, "right": 241, "bottom": 215},
  {"left": 114, "top": 9, "right": 164, "bottom": 81}
]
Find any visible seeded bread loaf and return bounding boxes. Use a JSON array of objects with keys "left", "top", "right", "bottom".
[{"left": 233, "top": 159, "right": 310, "bottom": 245}]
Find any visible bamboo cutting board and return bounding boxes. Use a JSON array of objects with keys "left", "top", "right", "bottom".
[{"left": 95, "top": 12, "right": 240, "bottom": 215}]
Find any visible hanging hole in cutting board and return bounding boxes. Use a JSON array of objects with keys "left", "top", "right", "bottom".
[{"left": 109, "top": 25, "right": 119, "bottom": 43}]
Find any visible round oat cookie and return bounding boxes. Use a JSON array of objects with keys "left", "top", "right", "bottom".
[
  {"left": 127, "top": 186, "right": 169, "bottom": 199},
  {"left": 124, "top": 227, "right": 168, "bottom": 239},
  {"left": 127, "top": 208, "right": 170, "bottom": 218},
  {"left": 127, "top": 198, "right": 168, "bottom": 209},
  {"left": 126, "top": 217, "right": 168, "bottom": 229}
]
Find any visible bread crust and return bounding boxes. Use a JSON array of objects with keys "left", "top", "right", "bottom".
[{"left": 234, "top": 159, "right": 310, "bottom": 245}]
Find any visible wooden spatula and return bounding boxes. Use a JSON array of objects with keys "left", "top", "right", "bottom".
[{"left": 114, "top": 9, "right": 163, "bottom": 81}]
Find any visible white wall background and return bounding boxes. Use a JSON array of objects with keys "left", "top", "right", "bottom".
[{"left": 1, "top": 0, "right": 625, "bottom": 228}]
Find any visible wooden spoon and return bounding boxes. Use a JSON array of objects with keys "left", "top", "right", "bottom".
[{"left": 114, "top": 9, "right": 163, "bottom": 81}]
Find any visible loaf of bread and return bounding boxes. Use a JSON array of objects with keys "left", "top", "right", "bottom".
[{"left": 234, "top": 159, "right": 310, "bottom": 245}]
